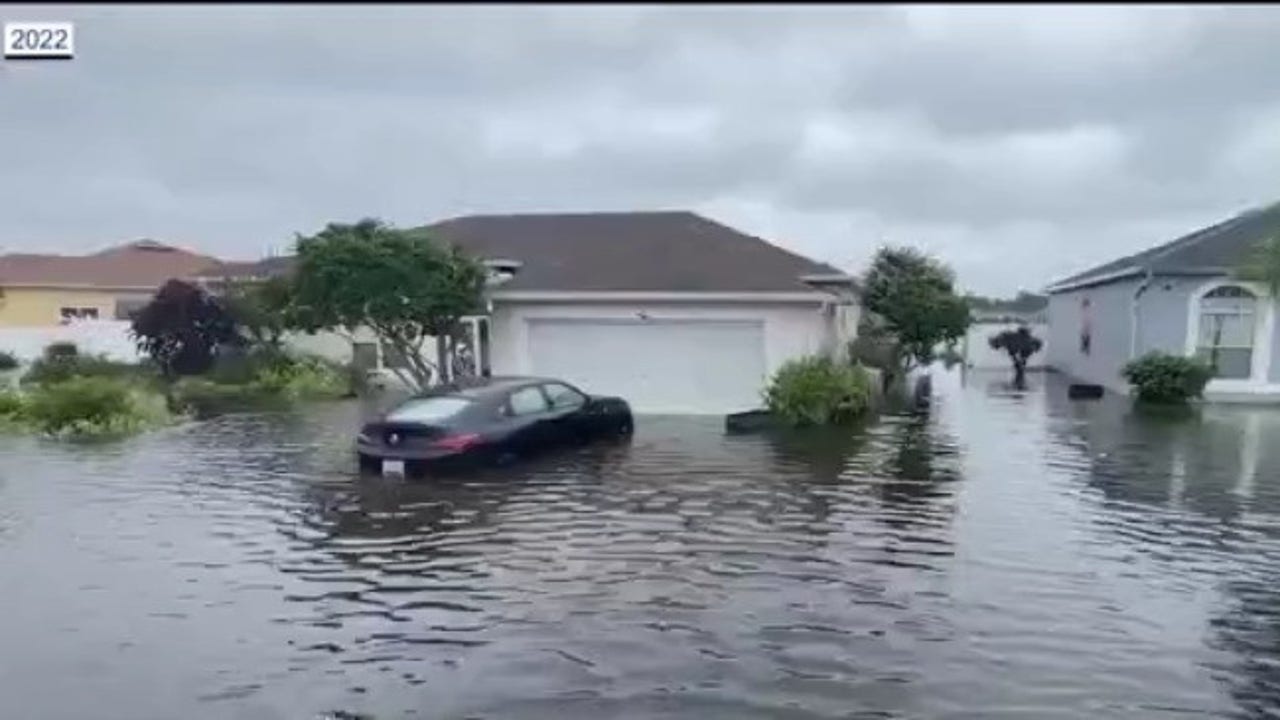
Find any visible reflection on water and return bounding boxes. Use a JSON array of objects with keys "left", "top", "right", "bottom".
[{"left": 2, "top": 370, "right": 1280, "bottom": 718}]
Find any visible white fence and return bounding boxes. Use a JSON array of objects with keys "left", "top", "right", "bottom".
[
  {"left": 962, "top": 321, "right": 1050, "bottom": 370},
  {"left": 0, "top": 321, "right": 145, "bottom": 363},
  {"left": 0, "top": 321, "right": 362, "bottom": 365}
]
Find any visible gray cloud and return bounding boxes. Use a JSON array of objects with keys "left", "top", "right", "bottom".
[{"left": 3, "top": 4, "right": 1280, "bottom": 294}]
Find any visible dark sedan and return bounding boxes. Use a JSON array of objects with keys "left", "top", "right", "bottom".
[{"left": 356, "top": 376, "right": 634, "bottom": 476}]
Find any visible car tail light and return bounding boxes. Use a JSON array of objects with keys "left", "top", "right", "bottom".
[{"left": 430, "top": 433, "right": 482, "bottom": 452}]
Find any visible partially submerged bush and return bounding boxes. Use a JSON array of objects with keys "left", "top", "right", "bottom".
[
  {"left": 170, "top": 377, "right": 285, "bottom": 418},
  {"left": 22, "top": 344, "right": 150, "bottom": 387},
  {"left": 763, "top": 356, "right": 874, "bottom": 426},
  {"left": 170, "top": 353, "right": 349, "bottom": 417},
  {"left": 0, "top": 389, "right": 26, "bottom": 429},
  {"left": 23, "top": 377, "right": 172, "bottom": 438},
  {"left": 253, "top": 355, "right": 349, "bottom": 400},
  {"left": 1120, "top": 352, "right": 1213, "bottom": 404},
  {"left": 0, "top": 351, "right": 18, "bottom": 372}
]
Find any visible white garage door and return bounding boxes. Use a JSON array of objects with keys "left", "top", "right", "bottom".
[{"left": 526, "top": 318, "right": 767, "bottom": 414}]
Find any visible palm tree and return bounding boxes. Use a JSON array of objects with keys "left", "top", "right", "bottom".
[{"left": 1237, "top": 235, "right": 1280, "bottom": 298}]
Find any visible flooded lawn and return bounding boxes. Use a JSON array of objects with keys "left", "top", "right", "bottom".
[{"left": 3, "top": 369, "right": 1280, "bottom": 719}]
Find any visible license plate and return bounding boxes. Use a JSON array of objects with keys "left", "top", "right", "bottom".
[{"left": 382, "top": 459, "right": 405, "bottom": 476}]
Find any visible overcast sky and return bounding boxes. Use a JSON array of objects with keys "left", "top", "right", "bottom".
[{"left": 3, "top": 5, "right": 1279, "bottom": 295}]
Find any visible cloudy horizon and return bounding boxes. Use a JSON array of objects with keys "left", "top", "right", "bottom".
[{"left": 3, "top": 4, "right": 1279, "bottom": 295}]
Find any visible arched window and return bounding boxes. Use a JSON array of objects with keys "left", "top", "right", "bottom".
[{"left": 1196, "top": 285, "right": 1257, "bottom": 379}]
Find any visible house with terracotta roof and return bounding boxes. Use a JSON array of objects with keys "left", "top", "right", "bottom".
[
  {"left": 1046, "top": 201, "right": 1280, "bottom": 402},
  {"left": 203, "top": 211, "right": 860, "bottom": 414},
  {"left": 0, "top": 240, "right": 223, "bottom": 326}
]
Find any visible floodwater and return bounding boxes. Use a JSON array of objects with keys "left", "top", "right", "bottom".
[{"left": 3, "top": 370, "right": 1280, "bottom": 720}]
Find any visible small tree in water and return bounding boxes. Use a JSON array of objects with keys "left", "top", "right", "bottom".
[{"left": 988, "top": 325, "right": 1043, "bottom": 387}]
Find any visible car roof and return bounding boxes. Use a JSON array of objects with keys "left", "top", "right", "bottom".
[{"left": 419, "top": 375, "right": 565, "bottom": 400}]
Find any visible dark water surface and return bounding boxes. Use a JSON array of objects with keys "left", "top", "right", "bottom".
[{"left": 4, "top": 369, "right": 1280, "bottom": 719}]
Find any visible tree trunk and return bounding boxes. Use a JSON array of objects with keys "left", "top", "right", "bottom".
[
  {"left": 1013, "top": 357, "right": 1027, "bottom": 389},
  {"left": 435, "top": 334, "right": 450, "bottom": 386}
]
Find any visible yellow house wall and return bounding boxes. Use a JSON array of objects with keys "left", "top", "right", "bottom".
[{"left": 0, "top": 287, "right": 136, "bottom": 326}]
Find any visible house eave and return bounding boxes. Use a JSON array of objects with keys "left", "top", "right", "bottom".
[
  {"left": 1045, "top": 267, "right": 1144, "bottom": 294},
  {"left": 0, "top": 282, "right": 160, "bottom": 293},
  {"left": 1047, "top": 265, "right": 1238, "bottom": 295}
]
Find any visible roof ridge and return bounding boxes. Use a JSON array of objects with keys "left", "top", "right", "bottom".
[
  {"left": 430, "top": 209, "right": 697, "bottom": 225},
  {"left": 690, "top": 213, "right": 846, "bottom": 274},
  {"left": 1048, "top": 199, "right": 1280, "bottom": 291},
  {"left": 1141, "top": 204, "right": 1267, "bottom": 269}
]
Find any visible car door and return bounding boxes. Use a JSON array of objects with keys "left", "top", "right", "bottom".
[
  {"left": 501, "top": 385, "right": 554, "bottom": 457},
  {"left": 541, "top": 381, "right": 592, "bottom": 445}
]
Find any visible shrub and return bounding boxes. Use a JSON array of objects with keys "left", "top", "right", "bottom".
[
  {"left": 0, "top": 351, "right": 18, "bottom": 372},
  {"left": 253, "top": 355, "right": 348, "bottom": 400},
  {"left": 170, "top": 352, "right": 349, "bottom": 418},
  {"left": 170, "top": 377, "right": 285, "bottom": 418},
  {"left": 1120, "top": 352, "right": 1214, "bottom": 404},
  {"left": 763, "top": 356, "right": 874, "bottom": 427},
  {"left": 24, "top": 352, "right": 150, "bottom": 387},
  {"left": 23, "top": 377, "right": 172, "bottom": 438},
  {"left": 0, "top": 389, "right": 26, "bottom": 426},
  {"left": 45, "top": 341, "right": 79, "bottom": 359}
]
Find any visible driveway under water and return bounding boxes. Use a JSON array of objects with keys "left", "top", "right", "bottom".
[{"left": 2, "top": 369, "right": 1280, "bottom": 719}]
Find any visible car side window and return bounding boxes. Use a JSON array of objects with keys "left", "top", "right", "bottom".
[
  {"left": 543, "top": 382, "right": 587, "bottom": 411},
  {"left": 507, "top": 386, "right": 550, "bottom": 417}
]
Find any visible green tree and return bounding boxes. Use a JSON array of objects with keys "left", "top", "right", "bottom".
[
  {"left": 1236, "top": 235, "right": 1280, "bottom": 297},
  {"left": 861, "top": 246, "right": 971, "bottom": 376},
  {"left": 288, "top": 219, "right": 487, "bottom": 391},
  {"left": 223, "top": 275, "right": 296, "bottom": 350}
]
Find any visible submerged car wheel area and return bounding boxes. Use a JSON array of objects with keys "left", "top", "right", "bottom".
[{"left": 356, "top": 376, "right": 633, "bottom": 477}]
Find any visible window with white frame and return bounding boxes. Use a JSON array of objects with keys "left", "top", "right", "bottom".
[{"left": 1196, "top": 285, "right": 1257, "bottom": 380}]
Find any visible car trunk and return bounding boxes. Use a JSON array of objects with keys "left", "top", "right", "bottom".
[{"left": 362, "top": 421, "right": 449, "bottom": 449}]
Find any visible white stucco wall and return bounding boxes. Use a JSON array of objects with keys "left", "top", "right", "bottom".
[
  {"left": 283, "top": 328, "right": 384, "bottom": 364},
  {"left": 0, "top": 320, "right": 144, "bottom": 363},
  {"left": 488, "top": 299, "right": 836, "bottom": 381},
  {"left": 1047, "top": 278, "right": 1139, "bottom": 391}
]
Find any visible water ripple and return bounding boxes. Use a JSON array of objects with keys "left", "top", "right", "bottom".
[{"left": 2, "top": 373, "right": 1280, "bottom": 718}]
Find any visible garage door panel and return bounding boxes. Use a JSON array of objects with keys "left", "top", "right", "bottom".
[{"left": 526, "top": 319, "right": 766, "bottom": 414}]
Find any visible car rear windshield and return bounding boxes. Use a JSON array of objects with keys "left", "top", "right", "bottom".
[{"left": 385, "top": 397, "right": 472, "bottom": 423}]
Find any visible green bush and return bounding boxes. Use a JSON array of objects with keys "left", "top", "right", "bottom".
[
  {"left": 23, "top": 377, "right": 172, "bottom": 438},
  {"left": 0, "top": 389, "right": 27, "bottom": 428},
  {"left": 45, "top": 341, "right": 78, "bottom": 359},
  {"left": 253, "top": 355, "right": 349, "bottom": 400},
  {"left": 763, "top": 356, "right": 874, "bottom": 427},
  {"left": 1120, "top": 352, "right": 1214, "bottom": 404},
  {"left": 22, "top": 344, "right": 152, "bottom": 387},
  {"left": 0, "top": 351, "right": 18, "bottom": 372},
  {"left": 170, "top": 377, "right": 284, "bottom": 418},
  {"left": 170, "top": 351, "right": 349, "bottom": 418}
]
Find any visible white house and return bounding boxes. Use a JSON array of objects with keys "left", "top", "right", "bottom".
[
  {"left": 203, "top": 211, "right": 860, "bottom": 415},
  {"left": 1046, "top": 200, "right": 1280, "bottom": 402}
]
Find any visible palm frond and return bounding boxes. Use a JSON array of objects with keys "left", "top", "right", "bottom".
[{"left": 1236, "top": 235, "right": 1280, "bottom": 297}]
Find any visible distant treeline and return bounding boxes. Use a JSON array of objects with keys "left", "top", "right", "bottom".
[{"left": 964, "top": 291, "right": 1048, "bottom": 316}]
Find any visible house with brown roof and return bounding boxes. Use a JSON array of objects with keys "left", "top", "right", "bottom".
[
  {"left": 0, "top": 240, "right": 223, "bottom": 326},
  {"left": 205, "top": 211, "right": 860, "bottom": 414}
]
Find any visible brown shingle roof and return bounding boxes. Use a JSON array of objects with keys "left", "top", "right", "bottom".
[
  {"left": 0, "top": 240, "right": 224, "bottom": 289},
  {"left": 196, "top": 211, "right": 849, "bottom": 294},
  {"left": 422, "top": 210, "right": 845, "bottom": 293}
]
